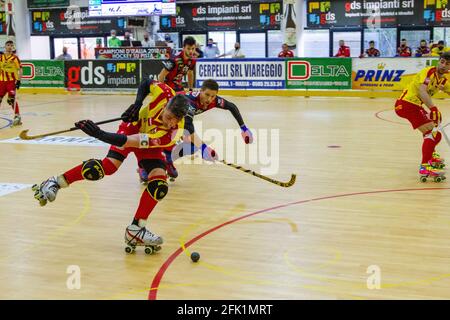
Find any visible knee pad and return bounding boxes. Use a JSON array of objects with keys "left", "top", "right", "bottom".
[
  {"left": 146, "top": 177, "right": 168, "bottom": 201},
  {"left": 81, "top": 159, "right": 105, "bottom": 181},
  {"left": 7, "top": 96, "right": 14, "bottom": 105}
]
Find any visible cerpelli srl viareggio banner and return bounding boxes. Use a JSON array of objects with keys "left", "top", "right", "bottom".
[
  {"left": 160, "top": 1, "right": 282, "bottom": 32},
  {"left": 286, "top": 58, "right": 352, "bottom": 90},
  {"left": 196, "top": 59, "right": 285, "bottom": 89},
  {"left": 65, "top": 60, "right": 140, "bottom": 90},
  {"left": 30, "top": 7, "right": 126, "bottom": 35},
  {"left": 306, "top": 0, "right": 450, "bottom": 28}
]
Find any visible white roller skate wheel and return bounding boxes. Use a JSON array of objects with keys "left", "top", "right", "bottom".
[
  {"left": 144, "top": 246, "right": 154, "bottom": 255},
  {"left": 125, "top": 246, "right": 134, "bottom": 254},
  {"left": 420, "top": 176, "right": 427, "bottom": 183},
  {"left": 435, "top": 176, "right": 442, "bottom": 183}
]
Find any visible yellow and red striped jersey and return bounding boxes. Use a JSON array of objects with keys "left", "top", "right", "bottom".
[
  {"left": 0, "top": 53, "right": 21, "bottom": 82},
  {"left": 137, "top": 82, "right": 185, "bottom": 148},
  {"left": 399, "top": 66, "right": 450, "bottom": 106}
]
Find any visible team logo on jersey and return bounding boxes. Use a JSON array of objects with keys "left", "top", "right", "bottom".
[
  {"left": 187, "top": 104, "right": 196, "bottom": 115},
  {"left": 217, "top": 97, "right": 225, "bottom": 107},
  {"left": 163, "top": 61, "right": 174, "bottom": 70}
]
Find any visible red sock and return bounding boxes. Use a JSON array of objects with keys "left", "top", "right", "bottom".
[
  {"left": 13, "top": 100, "right": 20, "bottom": 115},
  {"left": 422, "top": 131, "right": 437, "bottom": 164},
  {"left": 133, "top": 175, "right": 167, "bottom": 221},
  {"left": 63, "top": 158, "right": 118, "bottom": 184}
]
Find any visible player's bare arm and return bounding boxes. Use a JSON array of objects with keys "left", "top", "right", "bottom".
[
  {"left": 158, "top": 68, "right": 169, "bottom": 83},
  {"left": 418, "top": 83, "right": 435, "bottom": 110},
  {"left": 187, "top": 69, "right": 194, "bottom": 90}
]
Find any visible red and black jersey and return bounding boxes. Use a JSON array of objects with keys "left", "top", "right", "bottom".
[
  {"left": 397, "top": 46, "right": 412, "bottom": 57},
  {"left": 184, "top": 91, "right": 244, "bottom": 126},
  {"left": 185, "top": 91, "right": 222, "bottom": 115},
  {"left": 163, "top": 51, "right": 196, "bottom": 91},
  {"left": 365, "top": 48, "right": 380, "bottom": 57}
]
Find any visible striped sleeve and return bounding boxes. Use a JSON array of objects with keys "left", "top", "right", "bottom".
[{"left": 418, "top": 67, "right": 435, "bottom": 86}]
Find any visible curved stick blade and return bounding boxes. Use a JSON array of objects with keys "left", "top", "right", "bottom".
[
  {"left": 282, "top": 174, "right": 296, "bottom": 187},
  {"left": 19, "top": 129, "right": 31, "bottom": 140}
]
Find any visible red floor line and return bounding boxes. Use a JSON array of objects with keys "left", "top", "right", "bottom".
[
  {"left": 375, "top": 109, "right": 408, "bottom": 126},
  {"left": 148, "top": 187, "right": 450, "bottom": 300}
]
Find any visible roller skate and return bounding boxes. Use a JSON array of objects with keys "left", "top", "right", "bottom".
[
  {"left": 137, "top": 167, "right": 149, "bottom": 184},
  {"left": 124, "top": 223, "right": 163, "bottom": 255},
  {"left": 419, "top": 162, "right": 446, "bottom": 183},
  {"left": 164, "top": 150, "right": 178, "bottom": 182},
  {"left": 430, "top": 151, "right": 445, "bottom": 169},
  {"left": 11, "top": 115, "right": 22, "bottom": 127},
  {"left": 32, "top": 175, "right": 68, "bottom": 206}
]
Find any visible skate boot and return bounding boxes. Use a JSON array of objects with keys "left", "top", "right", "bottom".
[
  {"left": 164, "top": 150, "right": 178, "bottom": 182},
  {"left": 32, "top": 175, "right": 68, "bottom": 206},
  {"left": 430, "top": 151, "right": 445, "bottom": 169},
  {"left": 11, "top": 115, "right": 22, "bottom": 127},
  {"left": 137, "top": 167, "right": 149, "bottom": 184},
  {"left": 419, "top": 162, "right": 446, "bottom": 183},
  {"left": 124, "top": 223, "right": 163, "bottom": 255}
]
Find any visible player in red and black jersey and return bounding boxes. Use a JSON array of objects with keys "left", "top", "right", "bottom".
[
  {"left": 158, "top": 36, "right": 196, "bottom": 93},
  {"left": 162, "top": 79, "right": 253, "bottom": 180}
]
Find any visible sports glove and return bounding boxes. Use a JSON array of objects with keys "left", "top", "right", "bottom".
[
  {"left": 201, "top": 143, "right": 218, "bottom": 162},
  {"left": 75, "top": 120, "right": 127, "bottom": 147},
  {"left": 430, "top": 106, "right": 442, "bottom": 125},
  {"left": 240, "top": 125, "right": 253, "bottom": 144},
  {"left": 121, "top": 104, "right": 140, "bottom": 123}
]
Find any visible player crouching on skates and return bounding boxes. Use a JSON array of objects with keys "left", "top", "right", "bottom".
[
  {"left": 144, "top": 79, "right": 254, "bottom": 183},
  {"left": 394, "top": 52, "right": 450, "bottom": 182},
  {"left": 33, "top": 82, "right": 218, "bottom": 254}
]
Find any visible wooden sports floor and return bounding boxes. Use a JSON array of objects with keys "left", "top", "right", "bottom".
[{"left": 0, "top": 92, "right": 450, "bottom": 300}]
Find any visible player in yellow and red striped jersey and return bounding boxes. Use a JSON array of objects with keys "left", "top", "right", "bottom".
[
  {"left": 0, "top": 40, "right": 22, "bottom": 126},
  {"left": 394, "top": 52, "right": 450, "bottom": 181},
  {"left": 32, "top": 81, "right": 217, "bottom": 252}
]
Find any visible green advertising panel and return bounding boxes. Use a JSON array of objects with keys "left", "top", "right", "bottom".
[
  {"left": 27, "top": 0, "right": 70, "bottom": 8},
  {"left": 21, "top": 60, "right": 65, "bottom": 88},
  {"left": 286, "top": 58, "right": 352, "bottom": 89}
]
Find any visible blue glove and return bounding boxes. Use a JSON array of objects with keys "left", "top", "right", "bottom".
[{"left": 240, "top": 125, "right": 253, "bottom": 144}]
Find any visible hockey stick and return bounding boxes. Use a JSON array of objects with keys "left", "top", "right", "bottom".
[
  {"left": 19, "top": 116, "right": 124, "bottom": 140},
  {"left": 219, "top": 159, "right": 296, "bottom": 188},
  {"left": 439, "top": 122, "right": 450, "bottom": 147}
]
